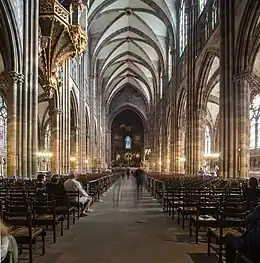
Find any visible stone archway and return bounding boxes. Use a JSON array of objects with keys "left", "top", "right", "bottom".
[
  {"left": 0, "top": 0, "right": 23, "bottom": 177},
  {"left": 110, "top": 109, "right": 145, "bottom": 167}
]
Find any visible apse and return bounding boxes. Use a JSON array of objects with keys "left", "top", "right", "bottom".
[{"left": 111, "top": 109, "right": 144, "bottom": 167}]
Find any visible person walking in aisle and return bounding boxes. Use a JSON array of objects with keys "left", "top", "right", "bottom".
[{"left": 134, "top": 165, "right": 147, "bottom": 205}]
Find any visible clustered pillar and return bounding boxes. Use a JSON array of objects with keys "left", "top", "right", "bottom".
[{"left": 185, "top": 0, "right": 197, "bottom": 174}]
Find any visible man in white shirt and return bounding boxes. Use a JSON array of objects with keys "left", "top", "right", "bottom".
[{"left": 64, "top": 172, "right": 92, "bottom": 216}]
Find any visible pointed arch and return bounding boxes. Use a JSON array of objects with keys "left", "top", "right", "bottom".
[
  {"left": 0, "top": 0, "right": 22, "bottom": 72},
  {"left": 196, "top": 49, "right": 220, "bottom": 111},
  {"left": 235, "top": 0, "right": 260, "bottom": 73}
]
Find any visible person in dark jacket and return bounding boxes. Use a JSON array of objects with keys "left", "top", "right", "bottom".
[
  {"left": 224, "top": 204, "right": 260, "bottom": 263},
  {"left": 135, "top": 166, "right": 147, "bottom": 202},
  {"left": 46, "top": 174, "right": 65, "bottom": 196},
  {"left": 126, "top": 168, "right": 131, "bottom": 179},
  {"left": 35, "top": 173, "right": 47, "bottom": 200},
  {"left": 243, "top": 177, "right": 260, "bottom": 203}
]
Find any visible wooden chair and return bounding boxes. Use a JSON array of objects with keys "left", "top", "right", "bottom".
[
  {"left": 190, "top": 200, "right": 219, "bottom": 243},
  {"left": 65, "top": 190, "right": 81, "bottom": 219},
  {"left": 33, "top": 200, "right": 64, "bottom": 244},
  {"left": 177, "top": 194, "right": 199, "bottom": 229},
  {"left": 169, "top": 190, "right": 184, "bottom": 219},
  {"left": 207, "top": 205, "right": 246, "bottom": 263},
  {"left": 50, "top": 193, "right": 76, "bottom": 229},
  {"left": 2, "top": 201, "right": 45, "bottom": 263}
]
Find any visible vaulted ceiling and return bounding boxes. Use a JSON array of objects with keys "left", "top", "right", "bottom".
[{"left": 88, "top": 0, "right": 176, "bottom": 110}]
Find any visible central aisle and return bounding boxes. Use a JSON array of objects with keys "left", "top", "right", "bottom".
[{"left": 33, "top": 177, "right": 216, "bottom": 263}]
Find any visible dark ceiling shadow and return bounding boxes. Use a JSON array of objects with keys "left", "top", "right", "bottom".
[{"left": 188, "top": 253, "right": 218, "bottom": 263}]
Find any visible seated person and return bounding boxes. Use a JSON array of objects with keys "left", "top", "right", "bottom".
[
  {"left": 64, "top": 172, "right": 92, "bottom": 216},
  {"left": 35, "top": 173, "right": 47, "bottom": 200},
  {"left": 243, "top": 177, "right": 260, "bottom": 204},
  {"left": 1, "top": 221, "right": 18, "bottom": 263},
  {"left": 224, "top": 204, "right": 260, "bottom": 263},
  {"left": 46, "top": 174, "right": 65, "bottom": 196}
]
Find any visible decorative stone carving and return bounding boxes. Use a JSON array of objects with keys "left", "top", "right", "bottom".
[
  {"left": 39, "top": 0, "right": 87, "bottom": 98},
  {"left": 5, "top": 72, "right": 24, "bottom": 85},
  {"left": 50, "top": 108, "right": 63, "bottom": 115},
  {"left": 233, "top": 71, "right": 260, "bottom": 95},
  {"left": 233, "top": 71, "right": 250, "bottom": 84}
]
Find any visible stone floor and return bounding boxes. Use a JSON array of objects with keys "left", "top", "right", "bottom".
[{"left": 29, "top": 177, "right": 218, "bottom": 263}]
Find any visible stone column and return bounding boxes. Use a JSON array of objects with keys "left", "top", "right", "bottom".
[
  {"left": 174, "top": 126, "right": 185, "bottom": 174},
  {"left": 6, "top": 72, "right": 20, "bottom": 177},
  {"left": 75, "top": 125, "right": 80, "bottom": 171},
  {"left": 50, "top": 106, "right": 62, "bottom": 174},
  {"left": 106, "top": 130, "right": 112, "bottom": 166},
  {"left": 89, "top": 75, "right": 96, "bottom": 169},
  {"left": 79, "top": 55, "right": 87, "bottom": 173},
  {"left": 143, "top": 128, "right": 149, "bottom": 165},
  {"left": 233, "top": 72, "right": 251, "bottom": 178},
  {"left": 219, "top": 0, "right": 236, "bottom": 177},
  {"left": 63, "top": 68, "right": 68, "bottom": 174},
  {"left": 194, "top": 109, "right": 207, "bottom": 172},
  {"left": 170, "top": 110, "right": 176, "bottom": 173},
  {"left": 186, "top": 0, "right": 197, "bottom": 174},
  {"left": 16, "top": 74, "right": 24, "bottom": 177},
  {"left": 31, "top": 0, "right": 39, "bottom": 178},
  {"left": 22, "top": 0, "right": 29, "bottom": 178},
  {"left": 161, "top": 87, "right": 167, "bottom": 172},
  {"left": 170, "top": 47, "right": 177, "bottom": 173}
]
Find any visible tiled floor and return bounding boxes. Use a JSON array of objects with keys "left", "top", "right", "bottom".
[{"left": 28, "top": 177, "right": 218, "bottom": 263}]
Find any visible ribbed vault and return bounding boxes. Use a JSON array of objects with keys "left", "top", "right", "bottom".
[{"left": 88, "top": 0, "right": 176, "bottom": 109}]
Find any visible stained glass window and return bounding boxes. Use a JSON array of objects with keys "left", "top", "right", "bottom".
[
  {"left": 250, "top": 95, "right": 260, "bottom": 149},
  {"left": 44, "top": 123, "right": 51, "bottom": 152},
  {"left": 199, "top": 0, "right": 208, "bottom": 14},
  {"left": 180, "top": 0, "right": 188, "bottom": 55},
  {"left": 205, "top": 125, "right": 211, "bottom": 154},
  {"left": 0, "top": 95, "right": 7, "bottom": 177},
  {"left": 125, "top": 136, "right": 132, "bottom": 150}
]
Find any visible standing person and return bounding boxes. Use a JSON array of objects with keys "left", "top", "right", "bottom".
[
  {"left": 126, "top": 168, "right": 131, "bottom": 179},
  {"left": 135, "top": 165, "right": 147, "bottom": 203},
  {"left": 113, "top": 176, "right": 122, "bottom": 208},
  {"left": 64, "top": 172, "right": 93, "bottom": 216}
]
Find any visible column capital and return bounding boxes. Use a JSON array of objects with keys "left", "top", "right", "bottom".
[
  {"left": 233, "top": 71, "right": 251, "bottom": 84},
  {"left": 193, "top": 109, "right": 207, "bottom": 119},
  {"left": 50, "top": 108, "right": 63, "bottom": 115},
  {"left": 6, "top": 71, "right": 24, "bottom": 84},
  {"left": 233, "top": 72, "right": 258, "bottom": 93},
  {"left": 170, "top": 49, "right": 176, "bottom": 55}
]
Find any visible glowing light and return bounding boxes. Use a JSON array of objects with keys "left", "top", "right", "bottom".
[
  {"left": 204, "top": 153, "right": 220, "bottom": 158},
  {"left": 37, "top": 152, "right": 53, "bottom": 158}
]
